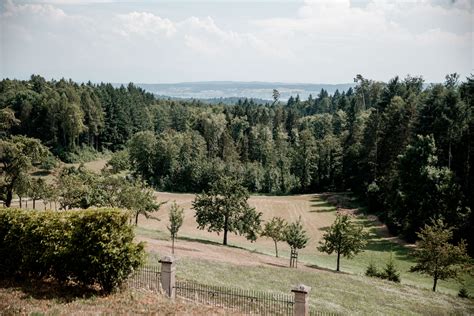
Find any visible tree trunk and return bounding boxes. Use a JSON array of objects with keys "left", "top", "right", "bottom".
[
  {"left": 433, "top": 276, "right": 438, "bottom": 292},
  {"left": 19, "top": 196, "right": 22, "bottom": 208},
  {"left": 172, "top": 236, "right": 175, "bottom": 254},
  {"left": 5, "top": 186, "right": 13, "bottom": 207},
  {"left": 274, "top": 239, "right": 279, "bottom": 257},
  {"left": 135, "top": 212, "right": 139, "bottom": 226},
  {"left": 336, "top": 251, "right": 341, "bottom": 272},
  {"left": 448, "top": 140, "right": 452, "bottom": 170},
  {"left": 33, "top": 199, "right": 36, "bottom": 210},
  {"left": 223, "top": 215, "right": 228, "bottom": 245}
]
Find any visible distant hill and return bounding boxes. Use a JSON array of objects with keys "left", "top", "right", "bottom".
[
  {"left": 153, "top": 95, "right": 272, "bottom": 105},
  {"left": 133, "top": 81, "right": 354, "bottom": 101}
]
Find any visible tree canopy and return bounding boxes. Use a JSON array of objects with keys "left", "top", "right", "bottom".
[
  {"left": 193, "top": 177, "right": 262, "bottom": 245},
  {"left": 410, "top": 219, "right": 470, "bottom": 292},
  {"left": 318, "top": 213, "right": 368, "bottom": 272}
]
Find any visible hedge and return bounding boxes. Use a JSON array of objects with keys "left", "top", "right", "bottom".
[{"left": 0, "top": 208, "right": 144, "bottom": 292}]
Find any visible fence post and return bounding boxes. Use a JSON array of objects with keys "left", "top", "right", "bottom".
[
  {"left": 292, "top": 284, "right": 311, "bottom": 316},
  {"left": 159, "top": 255, "right": 176, "bottom": 298}
]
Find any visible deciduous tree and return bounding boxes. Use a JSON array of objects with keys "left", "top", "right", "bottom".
[
  {"left": 318, "top": 213, "right": 368, "bottom": 272},
  {"left": 410, "top": 219, "right": 470, "bottom": 292},
  {"left": 261, "top": 217, "right": 287, "bottom": 257},
  {"left": 193, "top": 177, "right": 262, "bottom": 245},
  {"left": 167, "top": 202, "right": 184, "bottom": 254}
]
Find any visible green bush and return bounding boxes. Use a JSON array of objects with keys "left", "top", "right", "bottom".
[
  {"left": 0, "top": 208, "right": 144, "bottom": 292},
  {"left": 106, "top": 150, "right": 130, "bottom": 173},
  {"left": 458, "top": 287, "right": 470, "bottom": 298},
  {"left": 380, "top": 259, "right": 401, "bottom": 283},
  {"left": 365, "top": 258, "right": 401, "bottom": 283},
  {"left": 365, "top": 262, "right": 379, "bottom": 277}
]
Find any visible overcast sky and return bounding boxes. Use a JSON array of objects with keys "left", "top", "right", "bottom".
[{"left": 0, "top": 0, "right": 472, "bottom": 83}]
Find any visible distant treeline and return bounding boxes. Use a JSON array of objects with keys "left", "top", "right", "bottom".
[{"left": 1, "top": 74, "right": 473, "bottom": 253}]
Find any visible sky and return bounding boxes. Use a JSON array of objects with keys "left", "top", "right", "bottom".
[{"left": 0, "top": 0, "right": 472, "bottom": 84}]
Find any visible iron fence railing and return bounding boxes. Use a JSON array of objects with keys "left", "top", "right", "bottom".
[
  {"left": 127, "top": 264, "right": 161, "bottom": 292},
  {"left": 174, "top": 279, "right": 294, "bottom": 315}
]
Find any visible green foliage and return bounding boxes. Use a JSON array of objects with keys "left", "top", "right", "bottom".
[
  {"left": 365, "top": 261, "right": 379, "bottom": 278},
  {"left": 193, "top": 176, "right": 262, "bottom": 245},
  {"left": 60, "top": 145, "right": 107, "bottom": 163},
  {"left": 261, "top": 217, "right": 287, "bottom": 257},
  {"left": 106, "top": 149, "right": 130, "bottom": 173},
  {"left": 318, "top": 214, "right": 368, "bottom": 271},
  {"left": 167, "top": 202, "right": 184, "bottom": 254},
  {"left": 410, "top": 219, "right": 470, "bottom": 292},
  {"left": 0, "top": 135, "right": 50, "bottom": 207},
  {"left": 2, "top": 74, "right": 473, "bottom": 256},
  {"left": 128, "top": 131, "right": 157, "bottom": 181},
  {"left": 0, "top": 208, "right": 145, "bottom": 292},
  {"left": 285, "top": 216, "right": 309, "bottom": 251},
  {"left": 458, "top": 287, "right": 470, "bottom": 298},
  {"left": 380, "top": 256, "right": 401, "bottom": 283}
]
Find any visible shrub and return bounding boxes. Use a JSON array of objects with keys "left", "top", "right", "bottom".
[
  {"left": 458, "top": 287, "right": 470, "bottom": 298},
  {"left": 106, "top": 150, "right": 130, "bottom": 173},
  {"left": 365, "top": 262, "right": 379, "bottom": 277},
  {"left": 365, "top": 258, "right": 401, "bottom": 283},
  {"left": 380, "top": 258, "right": 401, "bottom": 283},
  {"left": 0, "top": 208, "right": 144, "bottom": 292}
]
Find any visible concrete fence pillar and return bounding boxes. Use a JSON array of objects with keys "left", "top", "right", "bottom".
[
  {"left": 292, "top": 284, "right": 311, "bottom": 316},
  {"left": 159, "top": 255, "right": 176, "bottom": 298}
]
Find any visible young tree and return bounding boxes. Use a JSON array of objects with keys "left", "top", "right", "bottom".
[
  {"left": 0, "top": 136, "right": 49, "bottom": 207},
  {"left": 410, "top": 219, "right": 470, "bottom": 292},
  {"left": 261, "top": 217, "right": 287, "bottom": 257},
  {"left": 167, "top": 202, "right": 184, "bottom": 254},
  {"left": 120, "top": 180, "right": 163, "bottom": 226},
  {"left": 193, "top": 176, "right": 262, "bottom": 245},
  {"left": 318, "top": 213, "right": 368, "bottom": 272},
  {"left": 29, "top": 178, "right": 47, "bottom": 210},
  {"left": 285, "top": 216, "right": 309, "bottom": 267}
]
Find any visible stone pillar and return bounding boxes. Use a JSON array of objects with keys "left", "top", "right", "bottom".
[
  {"left": 159, "top": 255, "right": 176, "bottom": 298},
  {"left": 292, "top": 284, "right": 311, "bottom": 316}
]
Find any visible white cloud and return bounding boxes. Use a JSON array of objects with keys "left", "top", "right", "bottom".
[
  {"left": 118, "top": 12, "right": 176, "bottom": 37},
  {"left": 1, "top": 0, "right": 472, "bottom": 83}
]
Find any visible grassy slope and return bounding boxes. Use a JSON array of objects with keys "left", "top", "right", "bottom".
[
  {"left": 140, "top": 192, "right": 474, "bottom": 296},
  {"left": 170, "top": 256, "right": 473, "bottom": 315},
  {"left": 0, "top": 279, "right": 233, "bottom": 315}
]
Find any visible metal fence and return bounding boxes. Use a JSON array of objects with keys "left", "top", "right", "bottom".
[
  {"left": 174, "top": 279, "right": 294, "bottom": 315},
  {"left": 127, "top": 264, "right": 161, "bottom": 292},
  {"left": 309, "top": 309, "right": 339, "bottom": 316}
]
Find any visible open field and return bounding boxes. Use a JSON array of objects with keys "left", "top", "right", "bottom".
[{"left": 137, "top": 192, "right": 474, "bottom": 296}]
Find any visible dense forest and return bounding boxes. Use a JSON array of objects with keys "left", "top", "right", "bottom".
[{"left": 1, "top": 74, "right": 473, "bottom": 253}]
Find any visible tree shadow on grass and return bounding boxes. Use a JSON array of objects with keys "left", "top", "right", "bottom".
[
  {"left": 310, "top": 196, "right": 338, "bottom": 213},
  {"left": 177, "top": 236, "right": 252, "bottom": 252},
  {"left": 305, "top": 264, "right": 350, "bottom": 275},
  {"left": 31, "top": 170, "right": 52, "bottom": 177},
  {"left": 0, "top": 278, "right": 102, "bottom": 303}
]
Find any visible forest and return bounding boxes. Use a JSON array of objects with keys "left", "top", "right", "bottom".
[{"left": 0, "top": 73, "right": 473, "bottom": 254}]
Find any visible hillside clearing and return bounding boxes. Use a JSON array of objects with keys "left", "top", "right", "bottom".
[{"left": 137, "top": 192, "right": 473, "bottom": 296}]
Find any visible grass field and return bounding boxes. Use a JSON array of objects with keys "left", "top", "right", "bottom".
[
  {"left": 137, "top": 192, "right": 474, "bottom": 297},
  {"left": 171, "top": 256, "right": 473, "bottom": 315}
]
